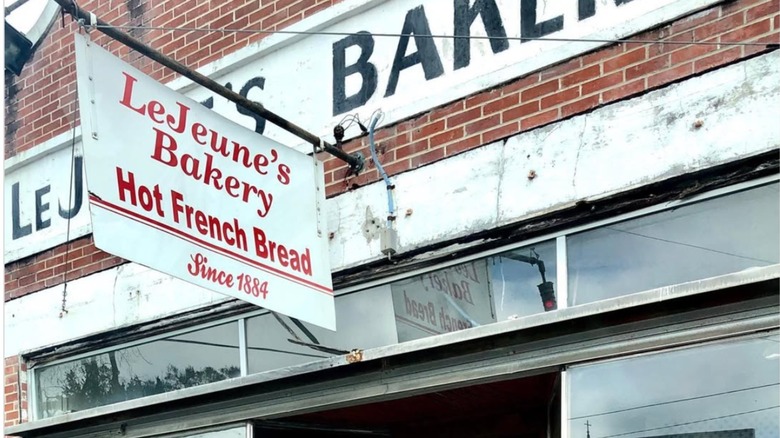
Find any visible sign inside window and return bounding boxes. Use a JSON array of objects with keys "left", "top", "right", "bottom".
[
  {"left": 74, "top": 33, "right": 335, "bottom": 330},
  {"left": 392, "top": 260, "right": 496, "bottom": 341}
]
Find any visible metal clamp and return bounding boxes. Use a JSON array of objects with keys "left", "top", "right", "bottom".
[{"left": 314, "top": 138, "right": 325, "bottom": 154}]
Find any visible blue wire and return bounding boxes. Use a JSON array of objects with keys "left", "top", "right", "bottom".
[{"left": 368, "top": 114, "right": 395, "bottom": 227}]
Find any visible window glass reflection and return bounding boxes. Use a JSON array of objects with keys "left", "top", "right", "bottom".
[
  {"left": 569, "top": 334, "right": 780, "bottom": 438},
  {"left": 489, "top": 240, "right": 558, "bottom": 320},
  {"left": 35, "top": 322, "right": 239, "bottom": 419},
  {"left": 246, "top": 286, "right": 398, "bottom": 374},
  {"left": 567, "top": 183, "right": 779, "bottom": 305},
  {"left": 392, "top": 240, "right": 557, "bottom": 342}
]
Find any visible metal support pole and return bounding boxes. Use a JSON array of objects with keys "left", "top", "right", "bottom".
[{"left": 54, "top": 0, "right": 365, "bottom": 174}]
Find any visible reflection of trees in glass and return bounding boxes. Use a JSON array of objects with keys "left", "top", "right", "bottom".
[{"left": 56, "top": 351, "right": 239, "bottom": 413}]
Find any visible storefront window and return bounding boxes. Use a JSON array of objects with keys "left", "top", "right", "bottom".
[
  {"left": 392, "top": 240, "right": 557, "bottom": 342},
  {"left": 28, "top": 182, "right": 777, "bottom": 421},
  {"left": 568, "top": 333, "right": 780, "bottom": 438},
  {"left": 246, "top": 286, "right": 398, "bottom": 374},
  {"left": 567, "top": 183, "right": 779, "bottom": 306},
  {"left": 34, "top": 322, "right": 240, "bottom": 419}
]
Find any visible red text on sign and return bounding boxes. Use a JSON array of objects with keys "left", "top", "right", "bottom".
[
  {"left": 115, "top": 167, "right": 165, "bottom": 217},
  {"left": 253, "top": 227, "right": 312, "bottom": 276},
  {"left": 171, "top": 190, "right": 248, "bottom": 252},
  {"left": 187, "top": 252, "right": 235, "bottom": 287}
]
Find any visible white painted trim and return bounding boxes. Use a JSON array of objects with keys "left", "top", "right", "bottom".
[
  {"left": 238, "top": 319, "right": 248, "bottom": 377},
  {"left": 556, "top": 236, "right": 568, "bottom": 310},
  {"left": 560, "top": 369, "right": 569, "bottom": 438},
  {"left": 4, "top": 128, "right": 81, "bottom": 173},
  {"left": 29, "top": 367, "right": 39, "bottom": 422}
]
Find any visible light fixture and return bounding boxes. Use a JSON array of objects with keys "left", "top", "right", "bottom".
[
  {"left": 4, "top": 21, "right": 34, "bottom": 75},
  {"left": 503, "top": 249, "right": 558, "bottom": 312}
]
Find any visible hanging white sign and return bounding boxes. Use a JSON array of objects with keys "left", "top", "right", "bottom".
[{"left": 74, "top": 33, "right": 335, "bottom": 329}]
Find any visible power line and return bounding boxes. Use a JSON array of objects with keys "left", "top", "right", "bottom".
[
  {"left": 570, "top": 382, "right": 780, "bottom": 420},
  {"left": 162, "top": 338, "right": 327, "bottom": 359},
  {"left": 605, "top": 227, "right": 777, "bottom": 265},
  {"left": 596, "top": 405, "right": 780, "bottom": 438},
  {"left": 91, "top": 24, "right": 776, "bottom": 48}
]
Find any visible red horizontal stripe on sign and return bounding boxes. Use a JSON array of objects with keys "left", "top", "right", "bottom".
[
  {"left": 394, "top": 315, "right": 442, "bottom": 336},
  {"left": 89, "top": 195, "right": 333, "bottom": 295}
]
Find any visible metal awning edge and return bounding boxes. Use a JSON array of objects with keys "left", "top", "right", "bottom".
[{"left": 7, "top": 264, "right": 780, "bottom": 436}]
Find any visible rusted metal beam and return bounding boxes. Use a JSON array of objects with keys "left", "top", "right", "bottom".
[
  {"left": 54, "top": 0, "right": 365, "bottom": 173},
  {"left": 4, "top": 0, "right": 32, "bottom": 16}
]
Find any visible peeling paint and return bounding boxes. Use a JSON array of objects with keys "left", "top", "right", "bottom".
[{"left": 362, "top": 207, "right": 382, "bottom": 242}]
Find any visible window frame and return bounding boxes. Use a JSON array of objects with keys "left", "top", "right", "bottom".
[{"left": 26, "top": 174, "right": 780, "bottom": 422}]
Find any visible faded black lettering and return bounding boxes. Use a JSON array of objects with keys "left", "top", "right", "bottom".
[
  {"left": 386, "top": 6, "right": 444, "bottom": 97},
  {"left": 237, "top": 77, "right": 267, "bottom": 135},
  {"left": 581, "top": 0, "right": 635, "bottom": 19},
  {"left": 11, "top": 182, "right": 32, "bottom": 239},
  {"left": 59, "top": 155, "right": 83, "bottom": 219},
  {"left": 454, "top": 0, "right": 509, "bottom": 70},
  {"left": 520, "top": 0, "right": 564, "bottom": 40},
  {"left": 35, "top": 185, "right": 51, "bottom": 230},
  {"left": 578, "top": 0, "right": 595, "bottom": 20},
  {"left": 332, "top": 31, "right": 378, "bottom": 115}
]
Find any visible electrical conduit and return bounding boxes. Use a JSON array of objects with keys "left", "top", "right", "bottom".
[{"left": 369, "top": 113, "right": 395, "bottom": 227}]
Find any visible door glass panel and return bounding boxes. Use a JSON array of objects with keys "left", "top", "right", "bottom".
[{"left": 568, "top": 333, "right": 780, "bottom": 438}]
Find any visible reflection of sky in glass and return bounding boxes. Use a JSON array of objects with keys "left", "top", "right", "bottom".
[
  {"left": 489, "top": 240, "right": 557, "bottom": 321},
  {"left": 569, "top": 334, "right": 780, "bottom": 438},
  {"left": 568, "top": 183, "right": 779, "bottom": 305},
  {"left": 247, "top": 286, "right": 398, "bottom": 374},
  {"left": 35, "top": 322, "right": 239, "bottom": 418}
]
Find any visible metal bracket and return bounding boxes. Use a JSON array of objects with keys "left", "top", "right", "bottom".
[
  {"left": 314, "top": 138, "right": 325, "bottom": 154},
  {"left": 346, "top": 152, "right": 365, "bottom": 176}
]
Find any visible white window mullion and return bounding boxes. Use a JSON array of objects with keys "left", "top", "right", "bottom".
[{"left": 556, "top": 236, "right": 568, "bottom": 310}]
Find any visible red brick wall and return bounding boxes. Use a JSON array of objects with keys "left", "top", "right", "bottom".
[
  {"left": 4, "top": 0, "right": 779, "bottom": 303},
  {"left": 5, "top": 0, "right": 342, "bottom": 156},
  {"left": 3, "top": 0, "right": 779, "bottom": 426},
  {"left": 4, "top": 235, "right": 125, "bottom": 302},
  {"left": 4, "top": 356, "right": 28, "bottom": 429},
  {"left": 323, "top": 0, "right": 779, "bottom": 196}
]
